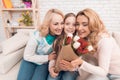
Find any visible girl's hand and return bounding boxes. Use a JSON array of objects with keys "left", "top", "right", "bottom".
[
  {"left": 48, "top": 52, "right": 56, "bottom": 60},
  {"left": 49, "top": 67, "right": 59, "bottom": 78},
  {"left": 71, "top": 57, "right": 83, "bottom": 68},
  {"left": 59, "top": 60, "right": 74, "bottom": 71}
]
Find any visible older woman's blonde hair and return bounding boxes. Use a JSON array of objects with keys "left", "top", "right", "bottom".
[
  {"left": 76, "top": 8, "right": 108, "bottom": 52},
  {"left": 38, "top": 9, "right": 64, "bottom": 36}
]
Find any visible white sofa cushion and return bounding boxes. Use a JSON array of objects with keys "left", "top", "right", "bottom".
[
  {"left": 1, "top": 32, "right": 29, "bottom": 55},
  {"left": 0, "top": 48, "right": 24, "bottom": 74},
  {"left": 0, "top": 61, "right": 21, "bottom": 80},
  {"left": 112, "top": 32, "right": 120, "bottom": 47},
  {"left": 0, "top": 44, "right": 2, "bottom": 53}
]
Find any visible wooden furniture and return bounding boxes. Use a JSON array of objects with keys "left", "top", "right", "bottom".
[{"left": 0, "top": 0, "right": 39, "bottom": 38}]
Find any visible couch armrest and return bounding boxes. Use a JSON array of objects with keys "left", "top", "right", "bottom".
[
  {"left": 0, "top": 44, "right": 2, "bottom": 53},
  {"left": 112, "top": 32, "right": 120, "bottom": 47},
  {"left": 0, "top": 61, "right": 21, "bottom": 80},
  {"left": 0, "top": 48, "right": 24, "bottom": 74}
]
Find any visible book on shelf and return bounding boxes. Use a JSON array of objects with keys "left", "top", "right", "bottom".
[{"left": 2, "top": 0, "right": 13, "bottom": 8}]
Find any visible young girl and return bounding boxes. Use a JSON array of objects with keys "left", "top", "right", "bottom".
[
  {"left": 47, "top": 13, "right": 78, "bottom": 80},
  {"left": 70, "top": 8, "right": 120, "bottom": 80},
  {"left": 17, "top": 9, "right": 64, "bottom": 80}
]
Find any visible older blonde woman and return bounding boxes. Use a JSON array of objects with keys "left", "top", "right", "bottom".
[{"left": 17, "top": 9, "right": 64, "bottom": 80}]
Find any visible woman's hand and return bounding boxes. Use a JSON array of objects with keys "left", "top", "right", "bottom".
[
  {"left": 48, "top": 51, "right": 56, "bottom": 60},
  {"left": 59, "top": 60, "right": 74, "bottom": 71},
  {"left": 49, "top": 67, "right": 59, "bottom": 78},
  {"left": 71, "top": 57, "right": 83, "bottom": 68}
]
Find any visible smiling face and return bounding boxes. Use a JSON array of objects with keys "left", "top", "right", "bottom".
[
  {"left": 49, "top": 13, "right": 64, "bottom": 36},
  {"left": 76, "top": 15, "right": 90, "bottom": 38},
  {"left": 64, "top": 16, "right": 76, "bottom": 34}
]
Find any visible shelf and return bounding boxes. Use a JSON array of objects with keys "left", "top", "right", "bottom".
[
  {"left": 5, "top": 26, "right": 35, "bottom": 29},
  {"left": 1, "top": 0, "right": 38, "bottom": 38},
  {"left": 2, "top": 8, "right": 38, "bottom": 11}
]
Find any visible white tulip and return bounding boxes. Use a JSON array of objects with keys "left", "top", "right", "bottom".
[
  {"left": 67, "top": 33, "right": 73, "bottom": 38},
  {"left": 73, "top": 42, "right": 81, "bottom": 49},
  {"left": 73, "top": 35, "right": 80, "bottom": 41},
  {"left": 88, "top": 45, "right": 93, "bottom": 51}
]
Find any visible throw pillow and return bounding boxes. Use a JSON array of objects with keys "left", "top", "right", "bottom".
[
  {"left": 0, "top": 44, "right": 2, "bottom": 53},
  {"left": 1, "top": 32, "right": 29, "bottom": 55},
  {"left": 112, "top": 32, "right": 120, "bottom": 47}
]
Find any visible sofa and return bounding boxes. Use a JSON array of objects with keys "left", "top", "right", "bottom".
[
  {"left": 0, "top": 30, "right": 31, "bottom": 80},
  {"left": 0, "top": 31, "right": 120, "bottom": 80}
]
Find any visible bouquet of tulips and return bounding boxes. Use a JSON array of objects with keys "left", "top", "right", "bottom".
[{"left": 54, "top": 33, "right": 93, "bottom": 73}]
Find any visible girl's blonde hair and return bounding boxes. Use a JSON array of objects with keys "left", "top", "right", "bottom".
[
  {"left": 76, "top": 8, "right": 108, "bottom": 52},
  {"left": 38, "top": 9, "right": 64, "bottom": 36}
]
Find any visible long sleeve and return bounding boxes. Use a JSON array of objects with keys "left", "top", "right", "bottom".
[
  {"left": 78, "top": 37, "right": 113, "bottom": 76},
  {"left": 24, "top": 32, "right": 48, "bottom": 64},
  {"left": 49, "top": 60, "right": 55, "bottom": 70}
]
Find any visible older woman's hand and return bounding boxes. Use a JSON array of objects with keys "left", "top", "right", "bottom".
[
  {"left": 59, "top": 60, "right": 75, "bottom": 71},
  {"left": 48, "top": 51, "right": 57, "bottom": 61}
]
